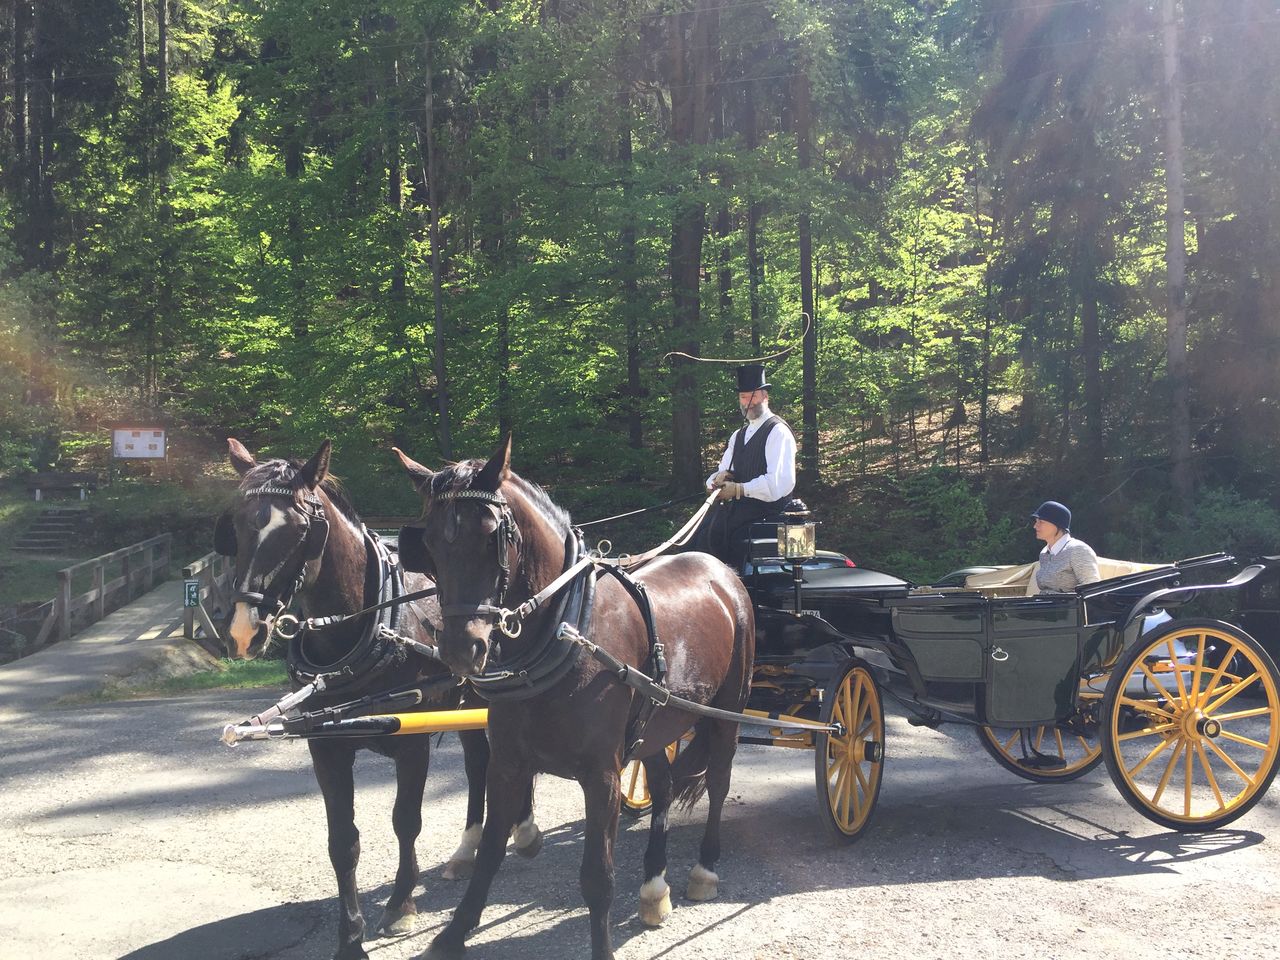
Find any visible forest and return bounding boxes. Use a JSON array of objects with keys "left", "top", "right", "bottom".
[{"left": 2, "top": 0, "right": 1280, "bottom": 580}]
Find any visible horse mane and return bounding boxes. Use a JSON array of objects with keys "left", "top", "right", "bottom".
[
  {"left": 239, "top": 458, "right": 362, "bottom": 526},
  {"left": 429, "top": 460, "right": 571, "bottom": 537}
]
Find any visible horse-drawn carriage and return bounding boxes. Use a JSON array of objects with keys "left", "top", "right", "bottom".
[{"left": 217, "top": 438, "right": 1280, "bottom": 960}]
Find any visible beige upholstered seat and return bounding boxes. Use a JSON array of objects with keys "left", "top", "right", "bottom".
[{"left": 959, "top": 559, "right": 1166, "bottom": 597}]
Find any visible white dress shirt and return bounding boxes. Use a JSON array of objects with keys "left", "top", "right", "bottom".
[{"left": 705, "top": 404, "right": 797, "bottom": 502}]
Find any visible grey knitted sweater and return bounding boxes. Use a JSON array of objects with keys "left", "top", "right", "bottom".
[{"left": 1035, "top": 537, "right": 1101, "bottom": 593}]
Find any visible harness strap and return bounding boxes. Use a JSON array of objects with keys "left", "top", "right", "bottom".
[{"left": 555, "top": 623, "right": 842, "bottom": 736}]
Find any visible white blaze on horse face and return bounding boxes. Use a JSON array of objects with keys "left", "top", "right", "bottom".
[{"left": 228, "top": 504, "right": 290, "bottom": 656}]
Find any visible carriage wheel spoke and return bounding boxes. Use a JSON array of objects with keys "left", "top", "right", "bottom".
[
  {"left": 1151, "top": 738, "right": 1185, "bottom": 806},
  {"left": 1183, "top": 738, "right": 1194, "bottom": 817},
  {"left": 1212, "top": 706, "right": 1272, "bottom": 722},
  {"left": 1206, "top": 737, "right": 1257, "bottom": 787},
  {"left": 1198, "top": 651, "right": 1236, "bottom": 709},
  {"left": 1219, "top": 730, "right": 1270, "bottom": 751},
  {"left": 1118, "top": 721, "right": 1178, "bottom": 741},
  {"left": 1127, "top": 733, "right": 1176, "bottom": 779},
  {"left": 1205, "top": 673, "right": 1261, "bottom": 715},
  {"left": 1119, "top": 696, "right": 1176, "bottom": 721},
  {"left": 1194, "top": 740, "right": 1227, "bottom": 812},
  {"left": 1138, "top": 662, "right": 1179, "bottom": 705},
  {"left": 1169, "top": 639, "right": 1192, "bottom": 704}
]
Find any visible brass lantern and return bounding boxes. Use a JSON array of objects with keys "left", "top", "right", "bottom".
[{"left": 777, "top": 521, "right": 816, "bottom": 561}]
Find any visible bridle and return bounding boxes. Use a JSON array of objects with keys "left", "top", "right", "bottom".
[
  {"left": 231, "top": 483, "right": 330, "bottom": 621},
  {"left": 430, "top": 488, "right": 523, "bottom": 637}
]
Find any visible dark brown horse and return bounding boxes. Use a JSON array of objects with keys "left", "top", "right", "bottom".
[
  {"left": 216, "top": 438, "right": 541, "bottom": 960},
  {"left": 394, "top": 437, "right": 755, "bottom": 960}
]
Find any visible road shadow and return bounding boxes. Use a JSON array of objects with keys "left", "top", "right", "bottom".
[{"left": 117, "top": 897, "right": 328, "bottom": 960}]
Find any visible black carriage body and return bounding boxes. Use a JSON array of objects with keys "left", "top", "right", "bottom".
[{"left": 745, "top": 551, "right": 1242, "bottom": 728}]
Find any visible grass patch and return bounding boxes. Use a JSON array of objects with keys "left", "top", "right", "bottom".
[{"left": 85, "top": 658, "right": 289, "bottom": 701}]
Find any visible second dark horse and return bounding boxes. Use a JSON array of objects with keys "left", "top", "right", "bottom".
[
  {"left": 216, "top": 438, "right": 541, "bottom": 960},
  {"left": 395, "top": 437, "right": 755, "bottom": 960}
]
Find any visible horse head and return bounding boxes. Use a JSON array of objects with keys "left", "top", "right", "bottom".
[
  {"left": 394, "top": 436, "right": 527, "bottom": 677},
  {"left": 215, "top": 437, "right": 333, "bottom": 658}
]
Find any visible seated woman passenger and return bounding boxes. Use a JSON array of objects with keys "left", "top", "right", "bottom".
[{"left": 1031, "top": 500, "right": 1100, "bottom": 592}]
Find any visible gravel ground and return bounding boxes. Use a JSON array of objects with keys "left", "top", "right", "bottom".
[{"left": 1, "top": 689, "right": 1277, "bottom": 960}]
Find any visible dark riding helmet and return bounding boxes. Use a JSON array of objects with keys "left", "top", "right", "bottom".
[{"left": 1031, "top": 500, "right": 1071, "bottom": 532}]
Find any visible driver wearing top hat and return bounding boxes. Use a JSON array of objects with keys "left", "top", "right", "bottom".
[{"left": 693, "top": 363, "right": 798, "bottom": 564}]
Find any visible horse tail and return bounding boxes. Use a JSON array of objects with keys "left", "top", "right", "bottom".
[{"left": 669, "top": 720, "right": 712, "bottom": 811}]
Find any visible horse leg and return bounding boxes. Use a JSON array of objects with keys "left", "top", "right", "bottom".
[
  {"left": 687, "top": 720, "right": 737, "bottom": 903},
  {"left": 378, "top": 737, "right": 431, "bottom": 936},
  {"left": 309, "top": 740, "right": 368, "bottom": 960},
  {"left": 443, "top": 728, "right": 489, "bottom": 880},
  {"left": 579, "top": 767, "right": 622, "bottom": 960},
  {"left": 510, "top": 777, "right": 542, "bottom": 858},
  {"left": 425, "top": 763, "right": 530, "bottom": 960},
  {"left": 638, "top": 751, "right": 674, "bottom": 927}
]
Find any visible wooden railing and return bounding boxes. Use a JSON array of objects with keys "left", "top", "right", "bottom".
[
  {"left": 182, "top": 551, "right": 234, "bottom": 656},
  {"left": 43, "top": 534, "right": 174, "bottom": 647}
]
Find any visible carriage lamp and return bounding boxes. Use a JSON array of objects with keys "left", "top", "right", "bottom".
[
  {"left": 778, "top": 521, "right": 816, "bottom": 561},
  {"left": 778, "top": 521, "right": 816, "bottom": 615}
]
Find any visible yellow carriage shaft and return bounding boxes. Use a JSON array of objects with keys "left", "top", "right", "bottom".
[
  {"left": 294, "top": 708, "right": 490, "bottom": 739},
  {"left": 280, "top": 705, "right": 834, "bottom": 741}
]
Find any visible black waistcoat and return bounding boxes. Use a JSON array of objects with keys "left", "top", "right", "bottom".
[{"left": 730, "top": 415, "right": 788, "bottom": 505}]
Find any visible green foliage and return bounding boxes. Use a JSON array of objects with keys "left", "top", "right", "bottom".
[
  {"left": 86, "top": 479, "right": 232, "bottom": 563},
  {"left": 855, "top": 468, "right": 1021, "bottom": 583},
  {"left": 1, "top": 0, "right": 1279, "bottom": 582}
]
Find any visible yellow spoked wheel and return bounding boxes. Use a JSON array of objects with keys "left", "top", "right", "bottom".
[
  {"left": 978, "top": 693, "right": 1104, "bottom": 783},
  {"left": 620, "top": 735, "right": 686, "bottom": 819},
  {"left": 814, "top": 661, "right": 884, "bottom": 843},
  {"left": 1101, "top": 619, "right": 1280, "bottom": 831}
]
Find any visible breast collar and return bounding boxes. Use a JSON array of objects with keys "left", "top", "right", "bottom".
[{"left": 286, "top": 527, "right": 412, "bottom": 689}]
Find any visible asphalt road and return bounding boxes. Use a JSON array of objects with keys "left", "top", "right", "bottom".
[{"left": 2, "top": 689, "right": 1277, "bottom": 960}]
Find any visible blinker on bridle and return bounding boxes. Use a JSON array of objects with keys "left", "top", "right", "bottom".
[{"left": 431, "top": 488, "right": 523, "bottom": 638}]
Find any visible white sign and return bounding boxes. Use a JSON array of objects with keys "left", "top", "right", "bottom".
[{"left": 112, "top": 428, "right": 166, "bottom": 459}]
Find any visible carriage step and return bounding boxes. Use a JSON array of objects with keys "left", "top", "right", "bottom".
[
  {"left": 907, "top": 709, "right": 943, "bottom": 728},
  {"left": 1019, "top": 754, "right": 1068, "bottom": 771}
]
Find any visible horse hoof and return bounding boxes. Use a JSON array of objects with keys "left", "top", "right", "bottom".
[
  {"left": 512, "top": 821, "right": 543, "bottom": 859},
  {"left": 638, "top": 874, "right": 672, "bottom": 927},
  {"left": 686, "top": 863, "right": 719, "bottom": 902},
  {"left": 425, "top": 932, "right": 467, "bottom": 960},
  {"left": 378, "top": 908, "right": 419, "bottom": 937},
  {"left": 442, "top": 857, "right": 474, "bottom": 880}
]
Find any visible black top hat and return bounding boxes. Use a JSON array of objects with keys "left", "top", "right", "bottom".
[{"left": 734, "top": 364, "right": 771, "bottom": 392}]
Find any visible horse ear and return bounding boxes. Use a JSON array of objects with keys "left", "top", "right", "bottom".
[
  {"left": 475, "top": 433, "right": 512, "bottom": 491},
  {"left": 227, "top": 438, "right": 256, "bottom": 476},
  {"left": 393, "top": 447, "right": 434, "bottom": 493},
  {"left": 297, "top": 439, "right": 332, "bottom": 490}
]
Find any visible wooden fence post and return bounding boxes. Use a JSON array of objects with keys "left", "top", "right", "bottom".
[
  {"left": 92, "top": 562, "right": 105, "bottom": 621},
  {"left": 56, "top": 569, "right": 72, "bottom": 644}
]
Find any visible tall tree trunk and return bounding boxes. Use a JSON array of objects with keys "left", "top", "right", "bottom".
[
  {"left": 666, "top": 0, "right": 715, "bottom": 491},
  {"left": 744, "top": 77, "right": 762, "bottom": 355},
  {"left": 157, "top": 0, "right": 167, "bottom": 94},
  {"left": 618, "top": 1, "right": 642, "bottom": 450},
  {"left": 794, "top": 68, "right": 818, "bottom": 483},
  {"left": 29, "top": 0, "right": 51, "bottom": 269},
  {"left": 422, "top": 38, "right": 452, "bottom": 458},
  {"left": 10, "top": 0, "right": 27, "bottom": 263},
  {"left": 1080, "top": 269, "right": 1104, "bottom": 466},
  {"left": 1162, "top": 0, "right": 1192, "bottom": 504}
]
